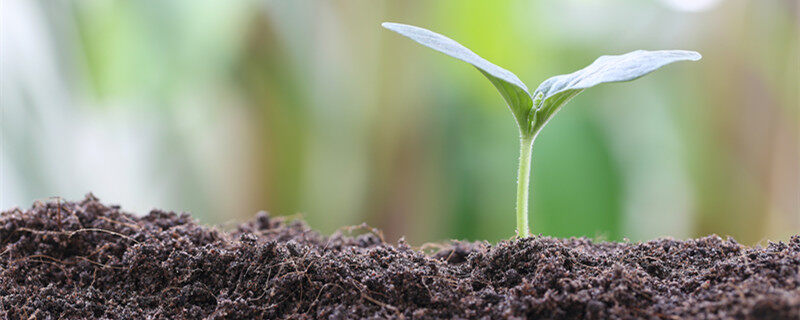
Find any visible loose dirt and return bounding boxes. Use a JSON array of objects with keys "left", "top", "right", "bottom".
[{"left": 1, "top": 196, "right": 798, "bottom": 319}]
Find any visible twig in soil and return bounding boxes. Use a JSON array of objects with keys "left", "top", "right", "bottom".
[
  {"left": 197, "top": 282, "right": 219, "bottom": 304},
  {"left": 339, "top": 223, "right": 386, "bottom": 243},
  {"left": 97, "top": 216, "right": 141, "bottom": 230},
  {"left": 16, "top": 227, "right": 138, "bottom": 244},
  {"left": 75, "top": 256, "right": 124, "bottom": 270},
  {"left": 360, "top": 292, "right": 401, "bottom": 317},
  {"left": 90, "top": 267, "right": 98, "bottom": 288},
  {"left": 305, "top": 283, "right": 339, "bottom": 314},
  {"left": 11, "top": 254, "right": 66, "bottom": 265},
  {"left": 284, "top": 243, "right": 322, "bottom": 300},
  {"left": 11, "top": 253, "right": 124, "bottom": 270},
  {"left": 420, "top": 277, "right": 435, "bottom": 301},
  {"left": 264, "top": 263, "right": 288, "bottom": 305},
  {"left": 344, "top": 277, "right": 401, "bottom": 317},
  {"left": 418, "top": 242, "right": 449, "bottom": 255},
  {"left": 232, "top": 251, "right": 255, "bottom": 295},
  {"left": 444, "top": 248, "right": 458, "bottom": 263},
  {"left": 119, "top": 214, "right": 139, "bottom": 227},
  {"left": 86, "top": 243, "right": 113, "bottom": 258},
  {"left": 422, "top": 275, "right": 459, "bottom": 285}
]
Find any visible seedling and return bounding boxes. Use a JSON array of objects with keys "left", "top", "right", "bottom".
[{"left": 382, "top": 22, "right": 701, "bottom": 237}]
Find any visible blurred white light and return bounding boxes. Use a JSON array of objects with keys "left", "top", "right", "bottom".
[{"left": 660, "top": 0, "right": 723, "bottom": 12}]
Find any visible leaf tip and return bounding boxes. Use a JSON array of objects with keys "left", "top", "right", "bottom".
[{"left": 675, "top": 50, "right": 702, "bottom": 61}]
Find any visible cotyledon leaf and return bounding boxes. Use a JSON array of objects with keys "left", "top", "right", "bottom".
[
  {"left": 382, "top": 22, "right": 534, "bottom": 132},
  {"left": 531, "top": 50, "right": 701, "bottom": 136}
]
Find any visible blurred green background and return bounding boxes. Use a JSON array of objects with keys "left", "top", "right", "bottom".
[{"left": 2, "top": 0, "right": 798, "bottom": 245}]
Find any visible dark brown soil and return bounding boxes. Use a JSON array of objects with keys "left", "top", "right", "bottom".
[{"left": 1, "top": 196, "right": 798, "bottom": 319}]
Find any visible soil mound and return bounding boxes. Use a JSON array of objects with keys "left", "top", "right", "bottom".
[{"left": 1, "top": 196, "right": 798, "bottom": 319}]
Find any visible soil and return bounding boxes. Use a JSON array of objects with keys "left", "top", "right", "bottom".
[{"left": 1, "top": 195, "right": 798, "bottom": 319}]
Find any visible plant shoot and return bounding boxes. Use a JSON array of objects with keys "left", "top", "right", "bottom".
[{"left": 382, "top": 22, "right": 700, "bottom": 237}]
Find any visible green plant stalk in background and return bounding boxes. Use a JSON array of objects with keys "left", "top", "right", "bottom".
[{"left": 382, "top": 22, "right": 700, "bottom": 237}]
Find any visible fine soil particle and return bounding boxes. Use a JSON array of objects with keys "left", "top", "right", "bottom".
[{"left": 1, "top": 196, "right": 798, "bottom": 319}]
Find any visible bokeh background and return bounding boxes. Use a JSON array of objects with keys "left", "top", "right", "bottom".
[{"left": 2, "top": 0, "right": 798, "bottom": 245}]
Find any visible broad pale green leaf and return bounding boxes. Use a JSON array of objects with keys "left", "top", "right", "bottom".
[
  {"left": 382, "top": 22, "right": 533, "bottom": 131},
  {"left": 531, "top": 50, "right": 701, "bottom": 136}
]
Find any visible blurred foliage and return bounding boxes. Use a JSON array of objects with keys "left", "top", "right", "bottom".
[{"left": 2, "top": 0, "right": 797, "bottom": 245}]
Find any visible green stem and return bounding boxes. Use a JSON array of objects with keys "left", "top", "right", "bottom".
[{"left": 516, "top": 135, "right": 534, "bottom": 237}]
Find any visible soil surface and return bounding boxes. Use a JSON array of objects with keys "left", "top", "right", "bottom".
[{"left": 1, "top": 196, "right": 798, "bottom": 319}]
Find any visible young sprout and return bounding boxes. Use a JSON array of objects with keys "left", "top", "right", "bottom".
[{"left": 382, "top": 22, "right": 701, "bottom": 237}]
